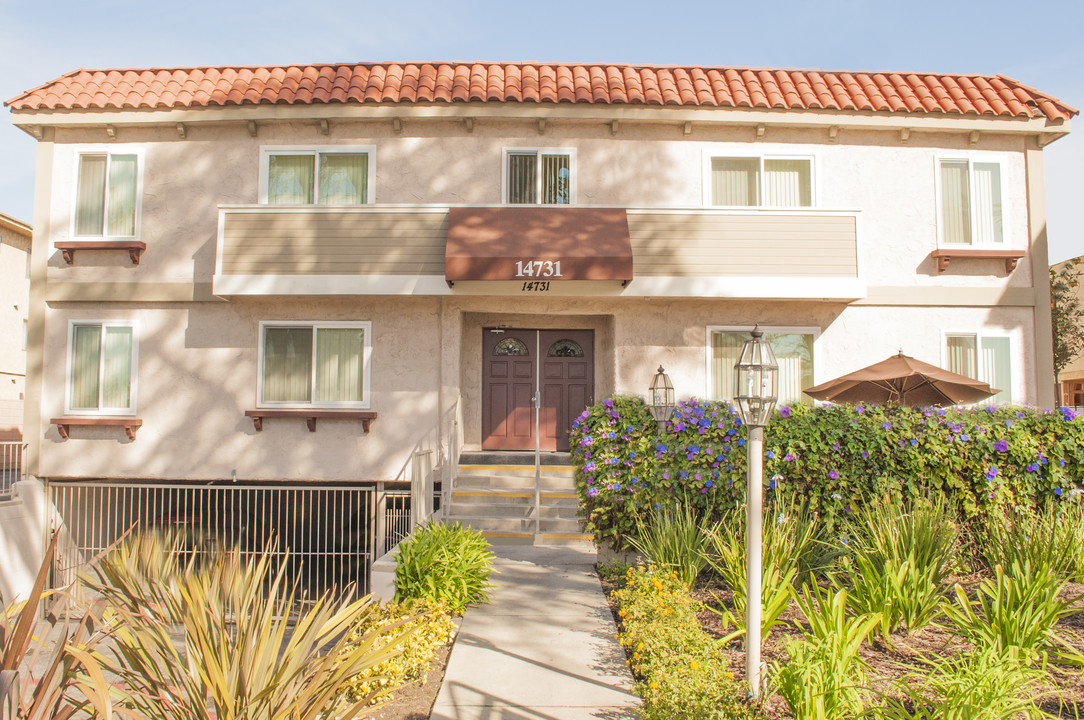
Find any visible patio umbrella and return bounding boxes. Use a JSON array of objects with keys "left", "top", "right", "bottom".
[{"left": 803, "top": 352, "right": 999, "bottom": 406}]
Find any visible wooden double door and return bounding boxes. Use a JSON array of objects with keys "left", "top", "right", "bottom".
[{"left": 481, "top": 329, "right": 594, "bottom": 452}]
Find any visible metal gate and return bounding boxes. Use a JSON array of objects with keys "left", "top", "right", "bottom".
[{"left": 46, "top": 481, "right": 379, "bottom": 597}]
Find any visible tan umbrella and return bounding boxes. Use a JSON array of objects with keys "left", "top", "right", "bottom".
[{"left": 803, "top": 351, "right": 999, "bottom": 406}]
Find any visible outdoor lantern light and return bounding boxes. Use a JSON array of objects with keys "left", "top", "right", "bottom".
[
  {"left": 733, "top": 327, "right": 777, "bottom": 700},
  {"left": 649, "top": 366, "right": 675, "bottom": 431},
  {"left": 734, "top": 327, "right": 779, "bottom": 428}
]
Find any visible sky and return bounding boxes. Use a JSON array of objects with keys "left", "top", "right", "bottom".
[{"left": 1, "top": 0, "right": 1082, "bottom": 262}]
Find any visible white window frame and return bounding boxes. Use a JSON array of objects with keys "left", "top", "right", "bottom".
[
  {"left": 703, "top": 150, "right": 817, "bottom": 208},
  {"left": 934, "top": 153, "right": 1011, "bottom": 248},
  {"left": 257, "top": 320, "right": 372, "bottom": 409},
  {"left": 64, "top": 319, "right": 139, "bottom": 416},
  {"left": 501, "top": 148, "right": 577, "bottom": 205},
  {"left": 68, "top": 146, "right": 145, "bottom": 241},
  {"left": 941, "top": 328, "right": 1017, "bottom": 404},
  {"left": 705, "top": 325, "right": 822, "bottom": 403},
  {"left": 258, "top": 146, "right": 377, "bottom": 205}
]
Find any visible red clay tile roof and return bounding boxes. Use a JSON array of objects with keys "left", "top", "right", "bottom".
[{"left": 5, "top": 63, "right": 1077, "bottom": 121}]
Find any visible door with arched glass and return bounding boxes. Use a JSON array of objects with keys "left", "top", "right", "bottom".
[{"left": 481, "top": 329, "right": 594, "bottom": 451}]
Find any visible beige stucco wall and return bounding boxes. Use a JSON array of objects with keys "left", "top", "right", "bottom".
[{"left": 0, "top": 221, "right": 30, "bottom": 438}]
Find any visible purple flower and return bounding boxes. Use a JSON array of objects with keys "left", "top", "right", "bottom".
[
  {"left": 778, "top": 406, "right": 792, "bottom": 418},
  {"left": 961, "top": 434, "right": 970, "bottom": 442},
  {"left": 882, "top": 422, "right": 892, "bottom": 430},
  {"left": 784, "top": 453, "right": 796, "bottom": 462},
  {"left": 832, "top": 443, "right": 840, "bottom": 452},
  {"left": 986, "top": 467, "right": 998, "bottom": 480},
  {"left": 861, "top": 451, "right": 869, "bottom": 459},
  {"left": 603, "top": 398, "right": 614, "bottom": 408},
  {"left": 829, "top": 470, "right": 839, "bottom": 480},
  {"left": 856, "top": 406, "right": 865, "bottom": 414},
  {"left": 587, "top": 488, "right": 599, "bottom": 497},
  {"left": 993, "top": 440, "right": 1009, "bottom": 453}
]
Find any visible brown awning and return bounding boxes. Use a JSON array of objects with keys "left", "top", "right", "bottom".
[{"left": 445, "top": 207, "right": 633, "bottom": 283}]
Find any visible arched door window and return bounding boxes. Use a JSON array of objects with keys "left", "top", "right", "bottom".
[
  {"left": 548, "top": 339, "right": 584, "bottom": 357},
  {"left": 493, "top": 337, "right": 530, "bottom": 356}
]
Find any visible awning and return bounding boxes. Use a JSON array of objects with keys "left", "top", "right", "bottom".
[{"left": 445, "top": 207, "right": 633, "bottom": 284}]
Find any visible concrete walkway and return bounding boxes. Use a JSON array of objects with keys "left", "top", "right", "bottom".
[{"left": 430, "top": 544, "right": 640, "bottom": 720}]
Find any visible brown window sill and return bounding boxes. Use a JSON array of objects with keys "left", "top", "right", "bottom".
[
  {"left": 55, "top": 241, "right": 146, "bottom": 265},
  {"left": 52, "top": 417, "right": 142, "bottom": 441},
  {"left": 244, "top": 410, "right": 377, "bottom": 433},
  {"left": 930, "top": 248, "right": 1024, "bottom": 273}
]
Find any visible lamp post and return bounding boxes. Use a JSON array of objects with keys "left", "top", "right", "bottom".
[
  {"left": 733, "top": 327, "right": 778, "bottom": 700},
  {"left": 649, "top": 366, "right": 675, "bottom": 432}
]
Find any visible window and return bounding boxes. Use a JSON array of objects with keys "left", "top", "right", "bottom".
[
  {"left": 260, "top": 148, "right": 374, "bottom": 205},
  {"left": 945, "top": 333, "right": 1011, "bottom": 404},
  {"left": 504, "top": 149, "right": 573, "bottom": 204},
  {"left": 67, "top": 321, "right": 136, "bottom": 414},
  {"left": 259, "top": 322, "right": 371, "bottom": 408},
  {"left": 74, "top": 152, "right": 139, "bottom": 237},
  {"left": 938, "top": 158, "right": 1004, "bottom": 245},
  {"left": 709, "top": 328, "right": 815, "bottom": 407},
  {"left": 709, "top": 156, "right": 812, "bottom": 207}
]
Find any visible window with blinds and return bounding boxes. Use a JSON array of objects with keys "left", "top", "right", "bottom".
[
  {"left": 259, "top": 322, "right": 371, "bottom": 407},
  {"left": 710, "top": 157, "right": 812, "bottom": 207},
  {"left": 710, "top": 330, "right": 815, "bottom": 407},
  {"left": 68, "top": 322, "right": 136, "bottom": 413},
  {"left": 506, "top": 150, "right": 573, "bottom": 204},
  {"left": 74, "top": 153, "right": 139, "bottom": 237},
  {"left": 946, "top": 333, "right": 1011, "bottom": 404},
  {"left": 939, "top": 158, "right": 1004, "bottom": 245},
  {"left": 263, "top": 148, "right": 372, "bottom": 205}
]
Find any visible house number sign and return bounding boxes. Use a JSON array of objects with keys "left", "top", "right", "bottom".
[{"left": 515, "top": 260, "right": 562, "bottom": 293}]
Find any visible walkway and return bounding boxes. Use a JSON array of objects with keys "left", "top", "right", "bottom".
[{"left": 430, "top": 544, "right": 640, "bottom": 720}]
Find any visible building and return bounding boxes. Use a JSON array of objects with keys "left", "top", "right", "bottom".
[
  {"left": 4, "top": 63, "right": 1075, "bottom": 589},
  {"left": 1053, "top": 255, "right": 1084, "bottom": 407},
  {"left": 0, "top": 213, "right": 30, "bottom": 442}
]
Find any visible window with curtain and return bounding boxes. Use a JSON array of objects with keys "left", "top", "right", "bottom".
[
  {"left": 710, "top": 330, "right": 814, "bottom": 407},
  {"left": 74, "top": 153, "right": 138, "bottom": 237},
  {"left": 939, "top": 158, "right": 1004, "bottom": 245},
  {"left": 69, "top": 322, "right": 135, "bottom": 412},
  {"left": 265, "top": 151, "right": 369, "bottom": 205},
  {"left": 946, "top": 333, "right": 1011, "bottom": 404},
  {"left": 506, "top": 150, "right": 572, "bottom": 204},
  {"left": 260, "top": 322, "right": 371, "bottom": 407},
  {"left": 710, "top": 157, "right": 812, "bottom": 207}
]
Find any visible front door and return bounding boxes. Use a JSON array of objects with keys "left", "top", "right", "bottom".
[{"left": 482, "top": 329, "right": 594, "bottom": 452}]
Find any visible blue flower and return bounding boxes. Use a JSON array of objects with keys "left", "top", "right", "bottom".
[
  {"left": 910, "top": 438, "right": 918, "bottom": 446},
  {"left": 986, "top": 467, "right": 998, "bottom": 480},
  {"left": 961, "top": 434, "right": 970, "bottom": 442},
  {"left": 587, "top": 488, "right": 599, "bottom": 497},
  {"left": 767, "top": 451, "right": 775, "bottom": 459},
  {"left": 1056, "top": 487, "right": 1064, "bottom": 496},
  {"left": 738, "top": 438, "right": 746, "bottom": 447}
]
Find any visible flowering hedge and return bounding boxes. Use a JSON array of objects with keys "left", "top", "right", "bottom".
[{"left": 570, "top": 398, "right": 1084, "bottom": 550}]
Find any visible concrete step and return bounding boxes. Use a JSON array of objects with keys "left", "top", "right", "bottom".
[
  {"left": 445, "top": 503, "right": 581, "bottom": 520},
  {"left": 455, "top": 471, "right": 577, "bottom": 492},
  {"left": 452, "top": 515, "right": 585, "bottom": 535}
]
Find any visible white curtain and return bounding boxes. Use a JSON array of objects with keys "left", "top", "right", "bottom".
[
  {"left": 763, "top": 159, "right": 811, "bottom": 207},
  {"left": 318, "top": 154, "right": 368, "bottom": 205},
  {"left": 946, "top": 335, "right": 978, "bottom": 379},
  {"left": 106, "top": 155, "right": 138, "bottom": 236},
  {"left": 972, "top": 163, "right": 1003, "bottom": 244},
  {"left": 981, "top": 336, "right": 1011, "bottom": 404},
  {"left": 102, "top": 326, "right": 132, "bottom": 409},
  {"left": 71, "top": 325, "right": 102, "bottom": 409},
  {"left": 262, "top": 327, "right": 313, "bottom": 402},
  {"left": 940, "top": 160, "right": 972, "bottom": 245},
  {"left": 711, "top": 157, "right": 759, "bottom": 206},
  {"left": 315, "top": 328, "right": 365, "bottom": 402},
  {"left": 268, "top": 155, "right": 315, "bottom": 204}
]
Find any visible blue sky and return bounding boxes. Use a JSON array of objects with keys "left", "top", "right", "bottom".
[{"left": 2, "top": 0, "right": 1082, "bottom": 261}]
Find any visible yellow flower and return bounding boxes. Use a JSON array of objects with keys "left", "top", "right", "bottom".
[
  {"left": 689, "top": 660, "right": 700, "bottom": 670},
  {"left": 648, "top": 681, "right": 659, "bottom": 690}
]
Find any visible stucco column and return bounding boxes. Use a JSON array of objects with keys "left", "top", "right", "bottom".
[
  {"left": 24, "top": 132, "right": 53, "bottom": 478},
  {"left": 1026, "top": 142, "right": 1056, "bottom": 408}
]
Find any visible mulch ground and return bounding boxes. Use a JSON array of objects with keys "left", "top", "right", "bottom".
[
  {"left": 363, "top": 643, "right": 453, "bottom": 720},
  {"left": 602, "top": 573, "right": 1084, "bottom": 718}
]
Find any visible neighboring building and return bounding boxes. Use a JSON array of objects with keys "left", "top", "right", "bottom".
[
  {"left": 0, "top": 213, "right": 29, "bottom": 441},
  {"left": 3, "top": 63, "right": 1075, "bottom": 588},
  {"left": 1053, "top": 254, "right": 1084, "bottom": 406}
]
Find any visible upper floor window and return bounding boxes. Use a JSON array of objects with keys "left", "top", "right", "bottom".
[
  {"left": 74, "top": 152, "right": 139, "bottom": 238},
  {"left": 67, "top": 321, "right": 137, "bottom": 414},
  {"left": 709, "top": 156, "right": 813, "bottom": 207},
  {"left": 260, "top": 147, "right": 374, "bottom": 205},
  {"left": 938, "top": 158, "right": 1004, "bottom": 245},
  {"left": 258, "top": 321, "right": 371, "bottom": 408},
  {"left": 504, "top": 149, "right": 574, "bottom": 204},
  {"left": 709, "top": 327, "right": 816, "bottom": 407}
]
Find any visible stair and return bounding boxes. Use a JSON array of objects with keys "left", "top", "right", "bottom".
[{"left": 446, "top": 453, "right": 593, "bottom": 546}]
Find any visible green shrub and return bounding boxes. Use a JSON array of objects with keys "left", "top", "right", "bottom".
[
  {"left": 773, "top": 584, "right": 880, "bottom": 720},
  {"left": 571, "top": 399, "right": 1084, "bottom": 550},
  {"left": 873, "top": 647, "right": 1045, "bottom": 720},
  {"left": 942, "top": 560, "right": 1083, "bottom": 666},
  {"left": 980, "top": 502, "right": 1084, "bottom": 581},
  {"left": 394, "top": 521, "right": 494, "bottom": 613},
  {"left": 629, "top": 501, "right": 715, "bottom": 586},
  {"left": 612, "top": 566, "right": 760, "bottom": 720},
  {"left": 834, "top": 500, "right": 956, "bottom": 643}
]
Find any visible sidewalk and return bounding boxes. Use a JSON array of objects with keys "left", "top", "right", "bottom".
[{"left": 430, "top": 544, "right": 640, "bottom": 720}]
